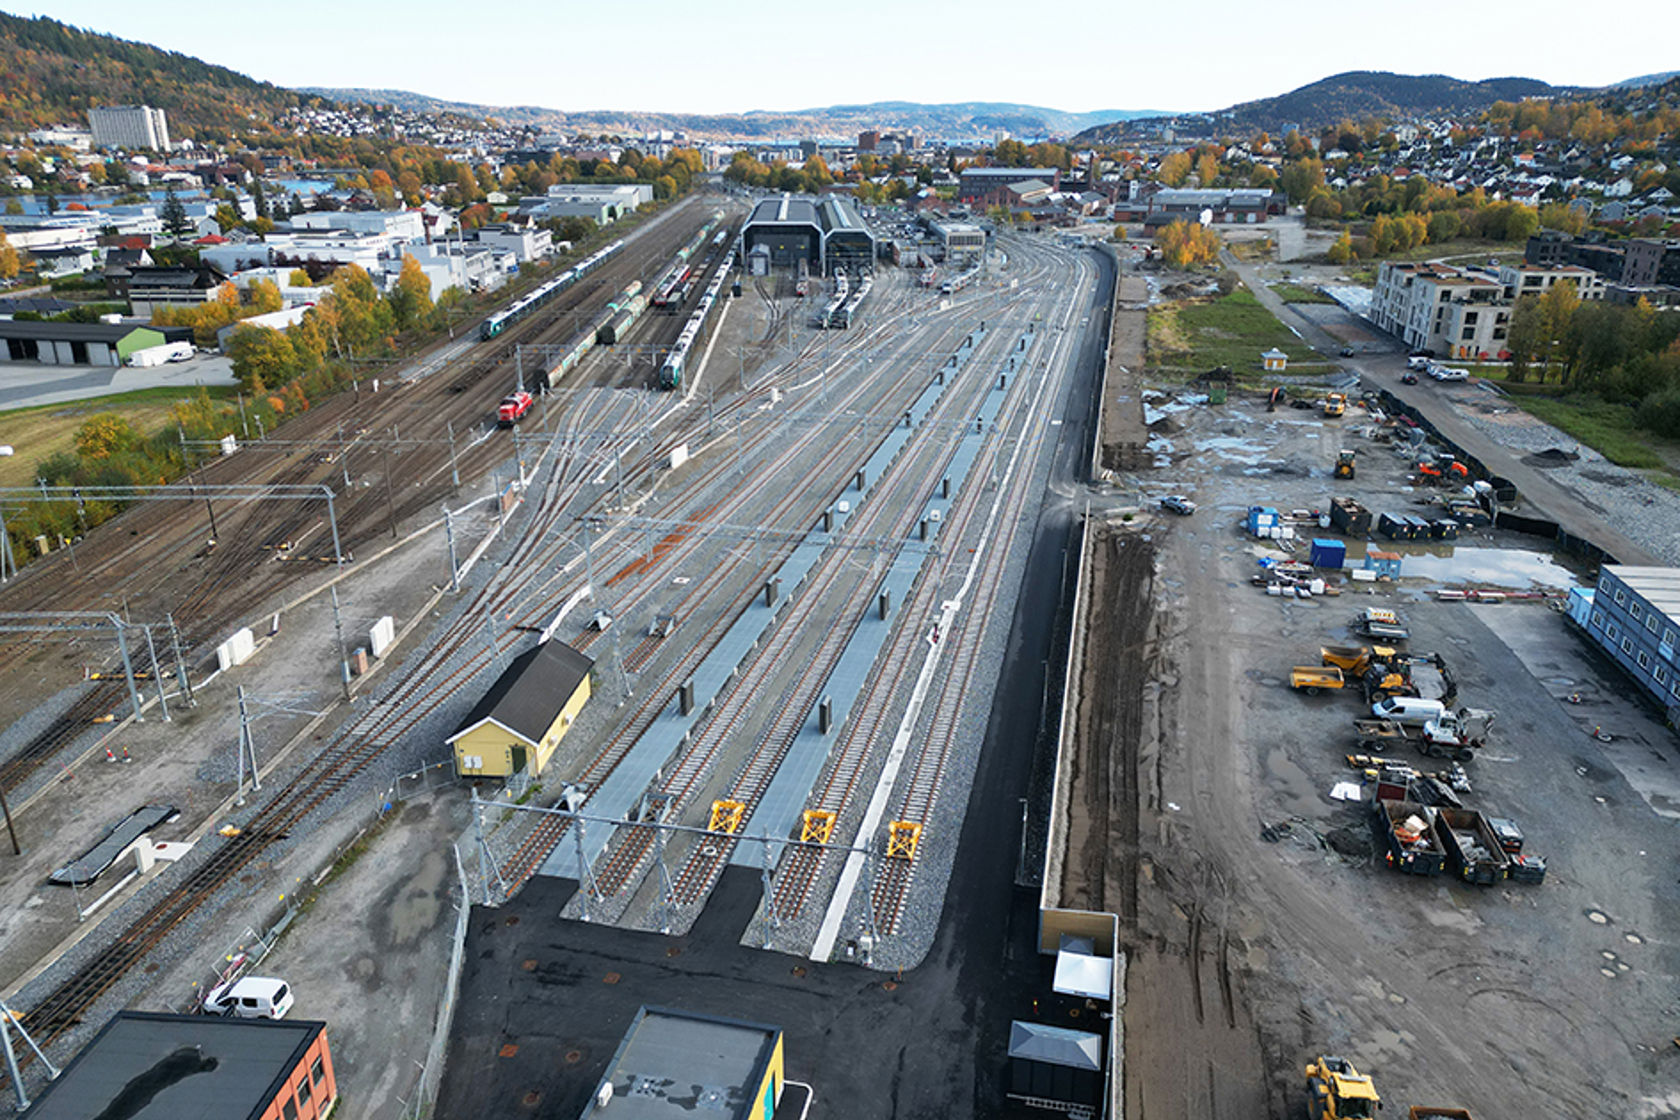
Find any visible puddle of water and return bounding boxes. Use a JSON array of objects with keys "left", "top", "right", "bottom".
[{"left": 1339, "top": 544, "right": 1582, "bottom": 590}]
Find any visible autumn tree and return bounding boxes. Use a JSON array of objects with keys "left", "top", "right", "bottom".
[
  {"left": 1326, "top": 230, "right": 1357, "bottom": 265},
  {"left": 388, "top": 254, "right": 435, "bottom": 332},
  {"left": 74, "top": 413, "right": 139, "bottom": 460},
  {"left": 1195, "top": 152, "right": 1220, "bottom": 187},
  {"left": 1155, "top": 220, "right": 1221, "bottom": 268},
  {"left": 227, "top": 325, "right": 298, "bottom": 391},
  {"left": 1157, "top": 151, "right": 1192, "bottom": 187},
  {"left": 0, "top": 231, "right": 18, "bottom": 280}
]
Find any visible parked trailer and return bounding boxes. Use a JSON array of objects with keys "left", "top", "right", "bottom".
[
  {"left": 1371, "top": 799, "right": 1446, "bottom": 876},
  {"left": 1434, "top": 807, "right": 1511, "bottom": 884},
  {"left": 1352, "top": 707, "right": 1493, "bottom": 761},
  {"left": 128, "top": 341, "right": 194, "bottom": 367}
]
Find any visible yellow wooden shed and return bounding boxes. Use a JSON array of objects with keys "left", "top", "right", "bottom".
[{"left": 447, "top": 639, "right": 593, "bottom": 779}]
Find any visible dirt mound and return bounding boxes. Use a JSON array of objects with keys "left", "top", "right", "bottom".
[{"left": 1523, "top": 447, "right": 1581, "bottom": 469}]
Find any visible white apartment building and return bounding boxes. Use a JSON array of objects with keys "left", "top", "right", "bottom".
[
  {"left": 1370, "top": 262, "right": 1510, "bottom": 359},
  {"left": 88, "top": 105, "right": 170, "bottom": 151},
  {"left": 1497, "top": 263, "right": 1606, "bottom": 302}
]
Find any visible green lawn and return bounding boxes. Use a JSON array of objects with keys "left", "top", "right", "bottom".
[
  {"left": 0, "top": 385, "right": 239, "bottom": 487},
  {"left": 1149, "top": 289, "right": 1331, "bottom": 375},
  {"left": 1509, "top": 393, "right": 1671, "bottom": 471},
  {"left": 1270, "top": 282, "right": 1333, "bottom": 304}
]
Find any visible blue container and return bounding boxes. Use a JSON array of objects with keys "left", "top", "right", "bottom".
[{"left": 1309, "top": 538, "right": 1346, "bottom": 569}]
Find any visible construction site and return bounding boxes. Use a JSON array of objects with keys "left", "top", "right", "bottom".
[{"left": 1050, "top": 282, "right": 1680, "bottom": 1117}]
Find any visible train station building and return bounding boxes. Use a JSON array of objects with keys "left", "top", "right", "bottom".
[{"left": 740, "top": 193, "right": 876, "bottom": 274}]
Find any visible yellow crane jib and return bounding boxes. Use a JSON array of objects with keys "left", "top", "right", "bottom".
[
  {"left": 801, "top": 809, "right": 836, "bottom": 844},
  {"left": 708, "top": 800, "right": 746, "bottom": 834},
  {"left": 886, "top": 821, "right": 923, "bottom": 859}
]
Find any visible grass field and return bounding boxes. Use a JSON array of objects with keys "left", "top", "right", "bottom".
[
  {"left": 1269, "top": 282, "right": 1333, "bottom": 304},
  {"left": 1510, "top": 393, "right": 1672, "bottom": 472},
  {"left": 1148, "top": 289, "right": 1331, "bottom": 376},
  {"left": 0, "top": 386, "right": 238, "bottom": 487}
]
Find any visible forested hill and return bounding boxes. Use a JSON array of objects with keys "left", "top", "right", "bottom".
[
  {"left": 1076, "top": 71, "right": 1563, "bottom": 141},
  {"left": 0, "top": 11, "right": 304, "bottom": 140}
]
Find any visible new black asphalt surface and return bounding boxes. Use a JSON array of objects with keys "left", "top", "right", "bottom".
[{"left": 433, "top": 250, "right": 1116, "bottom": 1120}]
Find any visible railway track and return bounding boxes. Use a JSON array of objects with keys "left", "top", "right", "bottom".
[
  {"left": 0, "top": 206, "right": 720, "bottom": 797},
  {"left": 582, "top": 275, "right": 1051, "bottom": 907}
]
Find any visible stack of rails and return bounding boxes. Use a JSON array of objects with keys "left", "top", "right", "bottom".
[
  {"left": 479, "top": 239, "right": 623, "bottom": 340},
  {"left": 657, "top": 248, "right": 734, "bottom": 391}
]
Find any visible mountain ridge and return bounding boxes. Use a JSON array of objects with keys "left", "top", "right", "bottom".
[
  {"left": 0, "top": 10, "right": 303, "bottom": 138},
  {"left": 1075, "top": 71, "right": 1574, "bottom": 142},
  {"left": 297, "top": 88, "right": 1167, "bottom": 139}
]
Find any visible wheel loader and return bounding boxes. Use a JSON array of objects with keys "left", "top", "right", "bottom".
[
  {"left": 1306, "top": 1055, "right": 1381, "bottom": 1120},
  {"left": 1334, "top": 450, "right": 1356, "bottom": 479}
]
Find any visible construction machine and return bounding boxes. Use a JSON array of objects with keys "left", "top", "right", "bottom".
[
  {"left": 1334, "top": 450, "right": 1356, "bottom": 479},
  {"left": 1306, "top": 1055, "right": 1382, "bottom": 1120},
  {"left": 1324, "top": 392, "right": 1347, "bottom": 418}
]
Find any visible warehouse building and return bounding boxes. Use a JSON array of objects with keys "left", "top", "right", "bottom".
[
  {"left": 0, "top": 320, "right": 193, "bottom": 366},
  {"left": 1578, "top": 565, "right": 1680, "bottom": 723},
  {"left": 581, "top": 1007, "right": 785, "bottom": 1120},
  {"left": 448, "top": 638, "right": 594, "bottom": 779},
  {"left": 957, "top": 166, "right": 1063, "bottom": 205},
  {"left": 740, "top": 193, "right": 876, "bottom": 274},
  {"left": 25, "top": 1011, "right": 336, "bottom": 1120}
]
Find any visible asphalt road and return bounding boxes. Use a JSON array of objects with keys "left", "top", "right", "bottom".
[{"left": 434, "top": 248, "right": 1117, "bottom": 1119}]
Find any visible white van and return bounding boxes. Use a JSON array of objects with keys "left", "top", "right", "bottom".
[
  {"left": 1370, "top": 697, "right": 1447, "bottom": 726},
  {"left": 202, "top": 976, "right": 293, "bottom": 1019}
]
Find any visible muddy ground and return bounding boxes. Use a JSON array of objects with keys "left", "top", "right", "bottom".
[{"left": 1073, "top": 395, "right": 1680, "bottom": 1119}]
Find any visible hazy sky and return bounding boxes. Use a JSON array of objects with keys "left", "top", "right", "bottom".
[{"left": 24, "top": 0, "right": 1680, "bottom": 118}]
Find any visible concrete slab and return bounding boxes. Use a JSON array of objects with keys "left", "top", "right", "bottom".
[{"left": 0, "top": 354, "right": 238, "bottom": 411}]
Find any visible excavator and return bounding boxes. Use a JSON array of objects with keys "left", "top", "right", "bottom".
[
  {"left": 1306, "top": 1055, "right": 1381, "bottom": 1120},
  {"left": 1334, "top": 450, "right": 1356, "bottom": 480}
]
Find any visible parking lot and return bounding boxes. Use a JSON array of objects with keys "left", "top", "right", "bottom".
[{"left": 1098, "top": 391, "right": 1680, "bottom": 1117}]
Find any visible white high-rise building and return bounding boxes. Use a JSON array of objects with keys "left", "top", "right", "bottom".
[{"left": 88, "top": 105, "right": 170, "bottom": 151}]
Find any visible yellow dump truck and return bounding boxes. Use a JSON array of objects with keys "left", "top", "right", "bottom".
[{"left": 1290, "top": 666, "right": 1346, "bottom": 696}]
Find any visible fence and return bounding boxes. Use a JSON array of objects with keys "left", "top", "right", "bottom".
[
  {"left": 404, "top": 845, "right": 471, "bottom": 1120},
  {"left": 1375, "top": 389, "right": 1619, "bottom": 566}
]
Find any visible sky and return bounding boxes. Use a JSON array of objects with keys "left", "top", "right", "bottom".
[{"left": 22, "top": 0, "right": 1680, "bottom": 118}]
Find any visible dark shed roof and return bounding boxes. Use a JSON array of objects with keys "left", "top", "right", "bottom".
[
  {"left": 448, "top": 639, "right": 593, "bottom": 746},
  {"left": 25, "top": 1011, "right": 324, "bottom": 1120},
  {"left": 0, "top": 320, "right": 185, "bottom": 343}
]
